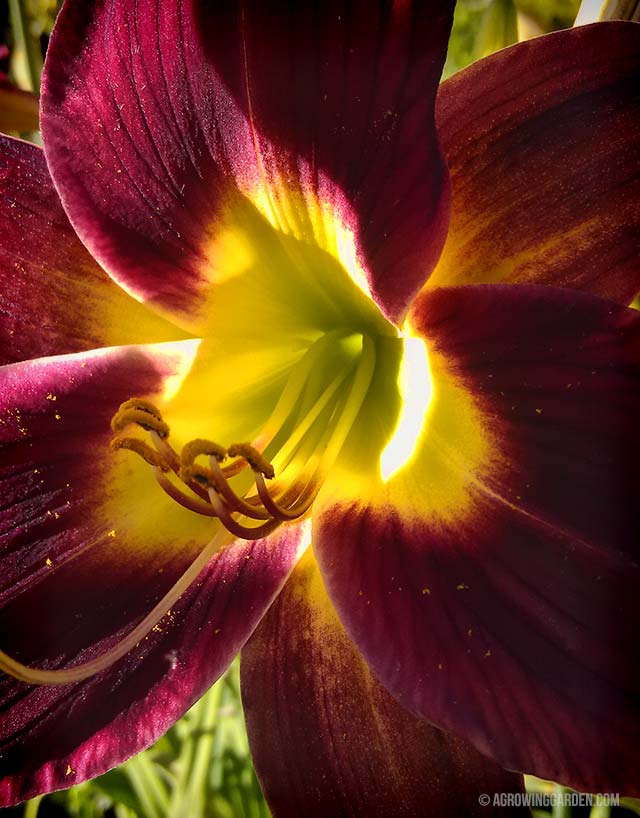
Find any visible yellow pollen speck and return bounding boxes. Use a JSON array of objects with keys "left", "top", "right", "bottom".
[
  {"left": 45, "top": 558, "right": 52, "bottom": 567},
  {"left": 54, "top": 413, "right": 61, "bottom": 420},
  {"left": 485, "top": 650, "right": 492, "bottom": 658},
  {"left": 456, "top": 584, "right": 469, "bottom": 590},
  {"left": 65, "top": 765, "right": 74, "bottom": 776},
  {"left": 422, "top": 587, "right": 431, "bottom": 595},
  {"left": 46, "top": 393, "right": 57, "bottom": 401},
  {"left": 535, "top": 408, "right": 543, "bottom": 414},
  {"left": 108, "top": 529, "right": 117, "bottom": 538}
]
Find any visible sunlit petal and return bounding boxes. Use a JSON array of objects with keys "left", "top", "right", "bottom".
[
  {"left": 0, "top": 135, "right": 187, "bottom": 364},
  {"left": 242, "top": 550, "right": 528, "bottom": 818},
  {"left": 315, "top": 284, "right": 640, "bottom": 793},
  {"left": 431, "top": 23, "right": 640, "bottom": 304},
  {"left": 41, "top": 0, "right": 454, "bottom": 328},
  {"left": 0, "top": 344, "right": 302, "bottom": 806}
]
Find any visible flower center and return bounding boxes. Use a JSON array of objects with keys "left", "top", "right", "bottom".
[{"left": 111, "top": 330, "right": 376, "bottom": 541}]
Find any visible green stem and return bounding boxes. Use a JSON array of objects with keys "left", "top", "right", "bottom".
[
  {"left": 23, "top": 796, "right": 42, "bottom": 818},
  {"left": 600, "top": 0, "right": 640, "bottom": 18},
  {"left": 189, "top": 681, "right": 223, "bottom": 816},
  {"left": 575, "top": 0, "right": 640, "bottom": 23},
  {"left": 125, "top": 754, "right": 170, "bottom": 818},
  {"left": 551, "top": 786, "right": 571, "bottom": 818},
  {"left": 7, "top": 0, "right": 42, "bottom": 93}
]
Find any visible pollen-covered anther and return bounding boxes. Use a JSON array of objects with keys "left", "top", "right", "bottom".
[
  {"left": 117, "top": 397, "right": 165, "bottom": 421},
  {"left": 179, "top": 463, "right": 219, "bottom": 488},
  {"left": 110, "top": 406, "right": 170, "bottom": 438},
  {"left": 110, "top": 436, "right": 170, "bottom": 471},
  {"left": 227, "top": 442, "right": 275, "bottom": 479},
  {"left": 180, "top": 438, "right": 227, "bottom": 467}
]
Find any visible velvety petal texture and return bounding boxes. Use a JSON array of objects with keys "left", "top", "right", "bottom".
[
  {"left": 0, "top": 344, "right": 302, "bottom": 805},
  {"left": 430, "top": 22, "right": 640, "bottom": 305},
  {"left": 41, "top": 0, "right": 453, "bottom": 327},
  {"left": 242, "top": 551, "right": 528, "bottom": 818},
  {"left": 0, "top": 136, "right": 186, "bottom": 365},
  {"left": 315, "top": 285, "right": 640, "bottom": 793}
]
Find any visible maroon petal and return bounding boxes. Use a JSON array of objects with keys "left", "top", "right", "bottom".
[
  {"left": 0, "top": 135, "right": 186, "bottom": 365},
  {"left": 0, "top": 344, "right": 302, "bottom": 805},
  {"left": 314, "top": 284, "right": 640, "bottom": 793},
  {"left": 242, "top": 551, "right": 528, "bottom": 818},
  {"left": 41, "top": 0, "right": 453, "bottom": 327},
  {"left": 430, "top": 22, "right": 640, "bottom": 304}
]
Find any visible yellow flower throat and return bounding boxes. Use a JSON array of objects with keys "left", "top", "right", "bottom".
[{"left": 111, "top": 330, "right": 376, "bottom": 541}]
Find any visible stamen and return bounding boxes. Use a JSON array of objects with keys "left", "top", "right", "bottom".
[
  {"left": 153, "top": 469, "right": 219, "bottom": 517},
  {"left": 110, "top": 436, "right": 169, "bottom": 471},
  {"left": 149, "top": 430, "right": 186, "bottom": 480},
  {"left": 226, "top": 443, "right": 275, "bottom": 479},
  {"left": 206, "top": 489, "right": 282, "bottom": 540},
  {"left": 270, "top": 368, "right": 351, "bottom": 473},
  {"left": 208, "top": 458, "right": 272, "bottom": 520},
  {"left": 181, "top": 439, "right": 227, "bottom": 466},
  {"left": 179, "top": 462, "right": 219, "bottom": 488},
  {"left": 259, "top": 328, "right": 355, "bottom": 442},
  {"left": 116, "top": 398, "right": 165, "bottom": 421},
  {"left": 254, "top": 470, "right": 316, "bottom": 521},
  {"left": 318, "top": 334, "right": 377, "bottom": 469},
  {"left": 111, "top": 407, "right": 170, "bottom": 438}
]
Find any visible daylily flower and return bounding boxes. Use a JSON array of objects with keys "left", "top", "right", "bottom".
[{"left": 1, "top": 1, "right": 639, "bottom": 814}]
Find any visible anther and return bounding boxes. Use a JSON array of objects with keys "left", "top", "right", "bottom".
[
  {"left": 111, "top": 408, "right": 170, "bottom": 438},
  {"left": 179, "top": 463, "right": 218, "bottom": 488},
  {"left": 227, "top": 443, "right": 275, "bottom": 479},
  {"left": 110, "top": 436, "right": 170, "bottom": 470},
  {"left": 180, "top": 439, "right": 227, "bottom": 467},
  {"left": 116, "top": 398, "right": 165, "bottom": 421}
]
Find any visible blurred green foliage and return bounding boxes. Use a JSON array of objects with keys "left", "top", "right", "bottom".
[
  {"left": 9, "top": 662, "right": 270, "bottom": 818},
  {"left": 443, "top": 0, "right": 580, "bottom": 76}
]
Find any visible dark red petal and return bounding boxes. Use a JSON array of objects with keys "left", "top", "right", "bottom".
[
  {"left": 315, "top": 284, "right": 640, "bottom": 793},
  {"left": 0, "top": 345, "right": 301, "bottom": 805},
  {"left": 41, "top": 0, "right": 453, "bottom": 327},
  {"left": 0, "top": 135, "right": 186, "bottom": 364},
  {"left": 431, "top": 22, "right": 640, "bottom": 305},
  {"left": 242, "top": 551, "right": 528, "bottom": 818}
]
